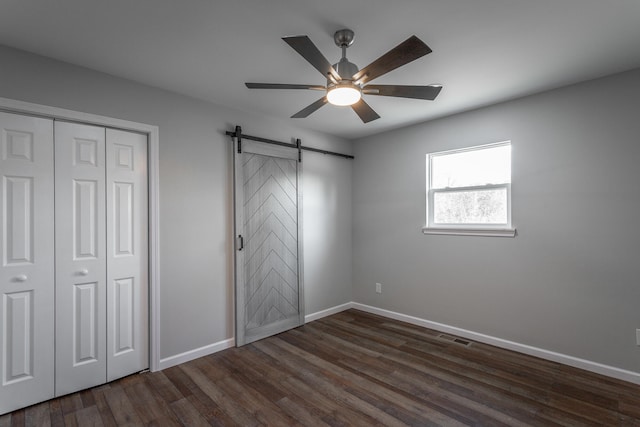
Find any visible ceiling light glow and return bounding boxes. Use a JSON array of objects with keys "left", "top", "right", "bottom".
[{"left": 327, "top": 84, "right": 361, "bottom": 106}]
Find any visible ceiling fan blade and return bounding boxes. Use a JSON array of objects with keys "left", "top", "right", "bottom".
[
  {"left": 352, "top": 36, "right": 432, "bottom": 85},
  {"left": 351, "top": 99, "right": 380, "bottom": 123},
  {"left": 246, "top": 83, "right": 325, "bottom": 90},
  {"left": 363, "top": 84, "right": 442, "bottom": 100},
  {"left": 282, "top": 35, "right": 340, "bottom": 81},
  {"left": 291, "top": 97, "right": 328, "bottom": 118}
]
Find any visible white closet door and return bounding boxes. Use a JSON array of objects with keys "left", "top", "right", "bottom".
[
  {"left": 54, "top": 122, "right": 107, "bottom": 396},
  {"left": 106, "top": 129, "right": 148, "bottom": 381},
  {"left": 0, "top": 112, "right": 55, "bottom": 414}
]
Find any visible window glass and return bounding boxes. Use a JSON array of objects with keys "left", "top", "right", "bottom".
[
  {"left": 427, "top": 142, "right": 512, "bottom": 229},
  {"left": 433, "top": 188, "right": 507, "bottom": 224},
  {"left": 431, "top": 144, "right": 511, "bottom": 189}
]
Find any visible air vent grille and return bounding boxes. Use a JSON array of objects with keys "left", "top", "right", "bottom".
[{"left": 437, "top": 333, "right": 472, "bottom": 347}]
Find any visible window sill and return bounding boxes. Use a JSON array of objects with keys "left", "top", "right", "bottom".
[{"left": 422, "top": 227, "right": 516, "bottom": 237}]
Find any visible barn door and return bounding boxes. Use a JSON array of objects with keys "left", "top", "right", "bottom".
[
  {"left": 0, "top": 112, "right": 55, "bottom": 414},
  {"left": 234, "top": 140, "right": 304, "bottom": 346}
]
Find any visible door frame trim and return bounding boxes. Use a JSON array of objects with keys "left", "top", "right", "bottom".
[{"left": 0, "top": 96, "right": 161, "bottom": 372}]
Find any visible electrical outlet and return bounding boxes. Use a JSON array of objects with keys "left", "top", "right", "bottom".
[
  {"left": 636, "top": 329, "right": 640, "bottom": 346},
  {"left": 375, "top": 283, "right": 382, "bottom": 294}
]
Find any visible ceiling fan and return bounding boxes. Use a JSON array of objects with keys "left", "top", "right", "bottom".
[{"left": 245, "top": 29, "right": 442, "bottom": 123}]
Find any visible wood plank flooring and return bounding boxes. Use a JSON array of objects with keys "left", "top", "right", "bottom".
[{"left": 2, "top": 309, "right": 640, "bottom": 426}]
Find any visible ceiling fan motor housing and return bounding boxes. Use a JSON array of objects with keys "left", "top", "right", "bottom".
[{"left": 332, "top": 58, "right": 359, "bottom": 81}]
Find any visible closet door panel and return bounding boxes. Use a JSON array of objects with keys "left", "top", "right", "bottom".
[
  {"left": 0, "top": 112, "right": 54, "bottom": 415},
  {"left": 106, "top": 129, "right": 148, "bottom": 381},
  {"left": 54, "top": 122, "right": 107, "bottom": 396}
]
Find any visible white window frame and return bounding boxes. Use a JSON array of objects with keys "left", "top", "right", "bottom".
[{"left": 423, "top": 141, "right": 516, "bottom": 237}]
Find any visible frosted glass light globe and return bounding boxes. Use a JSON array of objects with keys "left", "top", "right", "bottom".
[{"left": 327, "top": 85, "right": 361, "bottom": 106}]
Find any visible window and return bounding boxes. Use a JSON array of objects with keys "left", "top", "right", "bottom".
[{"left": 424, "top": 141, "right": 515, "bottom": 237}]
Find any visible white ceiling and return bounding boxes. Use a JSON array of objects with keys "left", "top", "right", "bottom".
[{"left": 1, "top": 0, "right": 639, "bottom": 140}]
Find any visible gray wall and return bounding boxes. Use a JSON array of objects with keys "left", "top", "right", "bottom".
[
  {"left": 0, "top": 45, "right": 352, "bottom": 360},
  {"left": 3, "top": 41, "right": 638, "bottom": 376},
  {"left": 352, "top": 68, "right": 640, "bottom": 372}
]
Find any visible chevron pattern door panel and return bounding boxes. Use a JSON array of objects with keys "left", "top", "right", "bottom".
[{"left": 235, "top": 141, "right": 303, "bottom": 346}]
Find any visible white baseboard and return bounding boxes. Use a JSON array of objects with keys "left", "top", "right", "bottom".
[
  {"left": 158, "top": 338, "right": 235, "bottom": 370},
  {"left": 352, "top": 302, "right": 640, "bottom": 385},
  {"left": 155, "top": 302, "right": 640, "bottom": 386},
  {"left": 155, "top": 301, "right": 353, "bottom": 370},
  {"left": 156, "top": 301, "right": 354, "bottom": 371},
  {"left": 305, "top": 302, "right": 353, "bottom": 323}
]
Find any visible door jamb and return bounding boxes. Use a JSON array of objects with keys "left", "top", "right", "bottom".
[{"left": 0, "top": 96, "right": 162, "bottom": 372}]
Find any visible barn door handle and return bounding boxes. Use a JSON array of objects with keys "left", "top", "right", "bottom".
[{"left": 238, "top": 235, "right": 244, "bottom": 251}]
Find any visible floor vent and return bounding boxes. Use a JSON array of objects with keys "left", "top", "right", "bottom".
[{"left": 437, "top": 333, "right": 472, "bottom": 347}]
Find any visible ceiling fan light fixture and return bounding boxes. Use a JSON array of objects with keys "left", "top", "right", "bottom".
[
  {"left": 246, "top": 30, "right": 439, "bottom": 122},
  {"left": 327, "top": 83, "right": 361, "bottom": 106}
]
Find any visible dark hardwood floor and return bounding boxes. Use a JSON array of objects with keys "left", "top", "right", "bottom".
[{"left": 2, "top": 309, "right": 640, "bottom": 426}]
